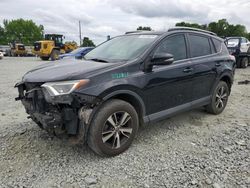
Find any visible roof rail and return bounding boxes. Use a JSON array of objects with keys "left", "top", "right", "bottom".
[
  {"left": 125, "top": 30, "right": 151, "bottom": 34},
  {"left": 168, "top": 27, "right": 217, "bottom": 36}
]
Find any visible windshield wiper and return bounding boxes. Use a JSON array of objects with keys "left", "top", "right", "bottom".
[{"left": 89, "top": 58, "right": 108, "bottom": 63}]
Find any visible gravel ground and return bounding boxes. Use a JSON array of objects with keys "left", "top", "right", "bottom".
[{"left": 0, "top": 57, "right": 250, "bottom": 188}]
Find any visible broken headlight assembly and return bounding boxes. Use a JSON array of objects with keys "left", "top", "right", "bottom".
[
  {"left": 42, "top": 79, "right": 89, "bottom": 96},
  {"left": 41, "top": 79, "right": 89, "bottom": 104}
]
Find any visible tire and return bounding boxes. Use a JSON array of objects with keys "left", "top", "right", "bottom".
[
  {"left": 206, "top": 81, "right": 229, "bottom": 115},
  {"left": 40, "top": 56, "right": 50, "bottom": 61},
  {"left": 87, "top": 99, "right": 139, "bottom": 157},
  {"left": 240, "top": 57, "right": 248, "bottom": 68},
  {"left": 236, "top": 58, "right": 241, "bottom": 68},
  {"left": 50, "top": 50, "right": 60, "bottom": 61}
]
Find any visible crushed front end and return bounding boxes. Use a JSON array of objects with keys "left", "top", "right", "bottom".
[{"left": 15, "top": 81, "right": 100, "bottom": 143}]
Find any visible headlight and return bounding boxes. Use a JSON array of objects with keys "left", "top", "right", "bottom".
[{"left": 41, "top": 79, "right": 89, "bottom": 96}]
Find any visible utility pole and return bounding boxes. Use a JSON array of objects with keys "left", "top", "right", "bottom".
[{"left": 79, "top": 21, "right": 82, "bottom": 46}]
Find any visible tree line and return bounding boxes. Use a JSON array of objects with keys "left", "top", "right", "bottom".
[
  {"left": 137, "top": 19, "right": 250, "bottom": 39},
  {"left": 0, "top": 19, "right": 44, "bottom": 45},
  {"left": 1, "top": 18, "right": 249, "bottom": 46},
  {"left": 176, "top": 19, "right": 250, "bottom": 39},
  {"left": 0, "top": 19, "right": 95, "bottom": 47}
]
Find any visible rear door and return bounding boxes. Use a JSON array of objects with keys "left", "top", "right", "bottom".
[{"left": 187, "top": 34, "right": 218, "bottom": 101}]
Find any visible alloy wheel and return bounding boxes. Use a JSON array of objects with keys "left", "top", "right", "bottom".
[
  {"left": 102, "top": 111, "right": 132, "bottom": 149},
  {"left": 215, "top": 86, "right": 228, "bottom": 109}
]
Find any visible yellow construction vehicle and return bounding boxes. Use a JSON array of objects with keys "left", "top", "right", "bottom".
[
  {"left": 7, "top": 42, "right": 27, "bottom": 57},
  {"left": 33, "top": 34, "right": 78, "bottom": 61}
]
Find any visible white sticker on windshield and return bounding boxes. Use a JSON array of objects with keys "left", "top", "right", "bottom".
[{"left": 138, "top": 35, "right": 157, "bottom": 39}]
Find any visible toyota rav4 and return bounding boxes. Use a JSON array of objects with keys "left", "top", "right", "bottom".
[{"left": 15, "top": 27, "right": 236, "bottom": 156}]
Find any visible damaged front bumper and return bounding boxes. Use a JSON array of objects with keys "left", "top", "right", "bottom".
[{"left": 15, "top": 82, "right": 101, "bottom": 142}]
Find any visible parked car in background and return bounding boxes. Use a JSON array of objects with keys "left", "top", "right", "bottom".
[
  {"left": 59, "top": 47, "right": 94, "bottom": 59},
  {"left": 0, "top": 51, "right": 3, "bottom": 59},
  {"left": 0, "top": 45, "right": 8, "bottom": 56},
  {"left": 225, "top": 37, "right": 250, "bottom": 68},
  {"left": 16, "top": 27, "right": 235, "bottom": 157}
]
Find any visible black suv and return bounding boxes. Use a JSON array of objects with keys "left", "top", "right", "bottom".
[{"left": 16, "top": 27, "right": 235, "bottom": 156}]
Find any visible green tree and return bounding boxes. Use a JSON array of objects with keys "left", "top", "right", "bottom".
[
  {"left": 136, "top": 26, "right": 152, "bottom": 31},
  {"left": 1, "top": 18, "right": 44, "bottom": 45},
  {"left": 208, "top": 19, "right": 229, "bottom": 37},
  {"left": 175, "top": 22, "right": 207, "bottom": 30},
  {"left": 175, "top": 19, "right": 250, "bottom": 39},
  {"left": 81, "top": 37, "right": 95, "bottom": 47},
  {"left": 0, "top": 25, "right": 7, "bottom": 44}
]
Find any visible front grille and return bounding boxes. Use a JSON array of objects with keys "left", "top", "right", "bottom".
[
  {"left": 34, "top": 42, "right": 41, "bottom": 51},
  {"left": 24, "top": 83, "right": 43, "bottom": 92},
  {"left": 22, "top": 83, "right": 48, "bottom": 113}
]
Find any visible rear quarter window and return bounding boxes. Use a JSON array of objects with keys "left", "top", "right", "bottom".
[
  {"left": 189, "top": 34, "right": 211, "bottom": 57},
  {"left": 212, "top": 38, "right": 222, "bottom": 53}
]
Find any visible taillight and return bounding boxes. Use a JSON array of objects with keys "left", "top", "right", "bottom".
[{"left": 229, "top": 55, "right": 235, "bottom": 62}]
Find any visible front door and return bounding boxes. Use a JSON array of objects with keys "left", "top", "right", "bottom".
[{"left": 143, "top": 34, "right": 194, "bottom": 117}]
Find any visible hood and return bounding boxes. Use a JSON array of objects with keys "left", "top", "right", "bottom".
[
  {"left": 59, "top": 53, "right": 74, "bottom": 58},
  {"left": 22, "top": 59, "right": 116, "bottom": 82}
]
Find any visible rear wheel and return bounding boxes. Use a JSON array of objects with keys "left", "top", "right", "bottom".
[
  {"left": 50, "top": 50, "right": 60, "bottom": 61},
  {"left": 88, "top": 99, "right": 139, "bottom": 157},
  {"left": 206, "top": 81, "right": 229, "bottom": 115},
  {"left": 40, "top": 56, "right": 50, "bottom": 61},
  {"left": 240, "top": 57, "right": 248, "bottom": 68}
]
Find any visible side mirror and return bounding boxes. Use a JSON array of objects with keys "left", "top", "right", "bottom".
[{"left": 151, "top": 53, "right": 174, "bottom": 66}]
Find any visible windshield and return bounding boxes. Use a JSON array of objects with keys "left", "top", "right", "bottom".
[
  {"left": 85, "top": 34, "right": 158, "bottom": 61},
  {"left": 226, "top": 38, "right": 239, "bottom": 47}
]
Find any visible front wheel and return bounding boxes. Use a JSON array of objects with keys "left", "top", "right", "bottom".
[
  {"left": 206, "top": 81, "right": 229, "bottom": 115},
  {"left": 50, "top": 50, "right": 60, "bottom": 61},
  {"left": 88, "top": 99, "right": 139, "bottom": 157}
]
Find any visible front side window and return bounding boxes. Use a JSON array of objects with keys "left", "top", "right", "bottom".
[
  {"left": 154, "top": 34, "right": 187, "bottom": 61},
  {"left": 189, "top": 34, "right": 211, "bottom": 58}
]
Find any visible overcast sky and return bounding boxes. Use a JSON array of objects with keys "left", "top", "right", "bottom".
[{"left": 0, "top": 0, "right": 250, "bottom": 45}]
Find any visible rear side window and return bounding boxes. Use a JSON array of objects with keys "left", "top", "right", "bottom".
[
  {"left": 189, "top": 34, "right": 211, "bottom": 57},
  {"left": 154, "top": 34, "right": 187, "bottom": 61},
  {"left": 212, "top": 38, "right": 222, "bottom": 53}
]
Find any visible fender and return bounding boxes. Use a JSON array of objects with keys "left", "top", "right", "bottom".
[
  {"left": 102, "top": 89, "right": 147, "bottom": 118},
  {"left": 78, "top": 89, "right": 148, "bottom": 143},
  {"left": 210, "top": 70, "right": 234, "bottom": 96}
]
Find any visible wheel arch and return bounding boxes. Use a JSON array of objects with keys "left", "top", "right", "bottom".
[
  {"left": 102, "top": 90, "right": 146, "bottom": 124},
  {"left": 219, "top": 74, "right": 233, "bottom": 93}
]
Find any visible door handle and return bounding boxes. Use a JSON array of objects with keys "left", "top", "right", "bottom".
[
  {"left": 183, "top": 67, "right": 193, "bottom": 73},
  {"left": 215, "top": 62, "right": 221, "bottom": 67}
]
